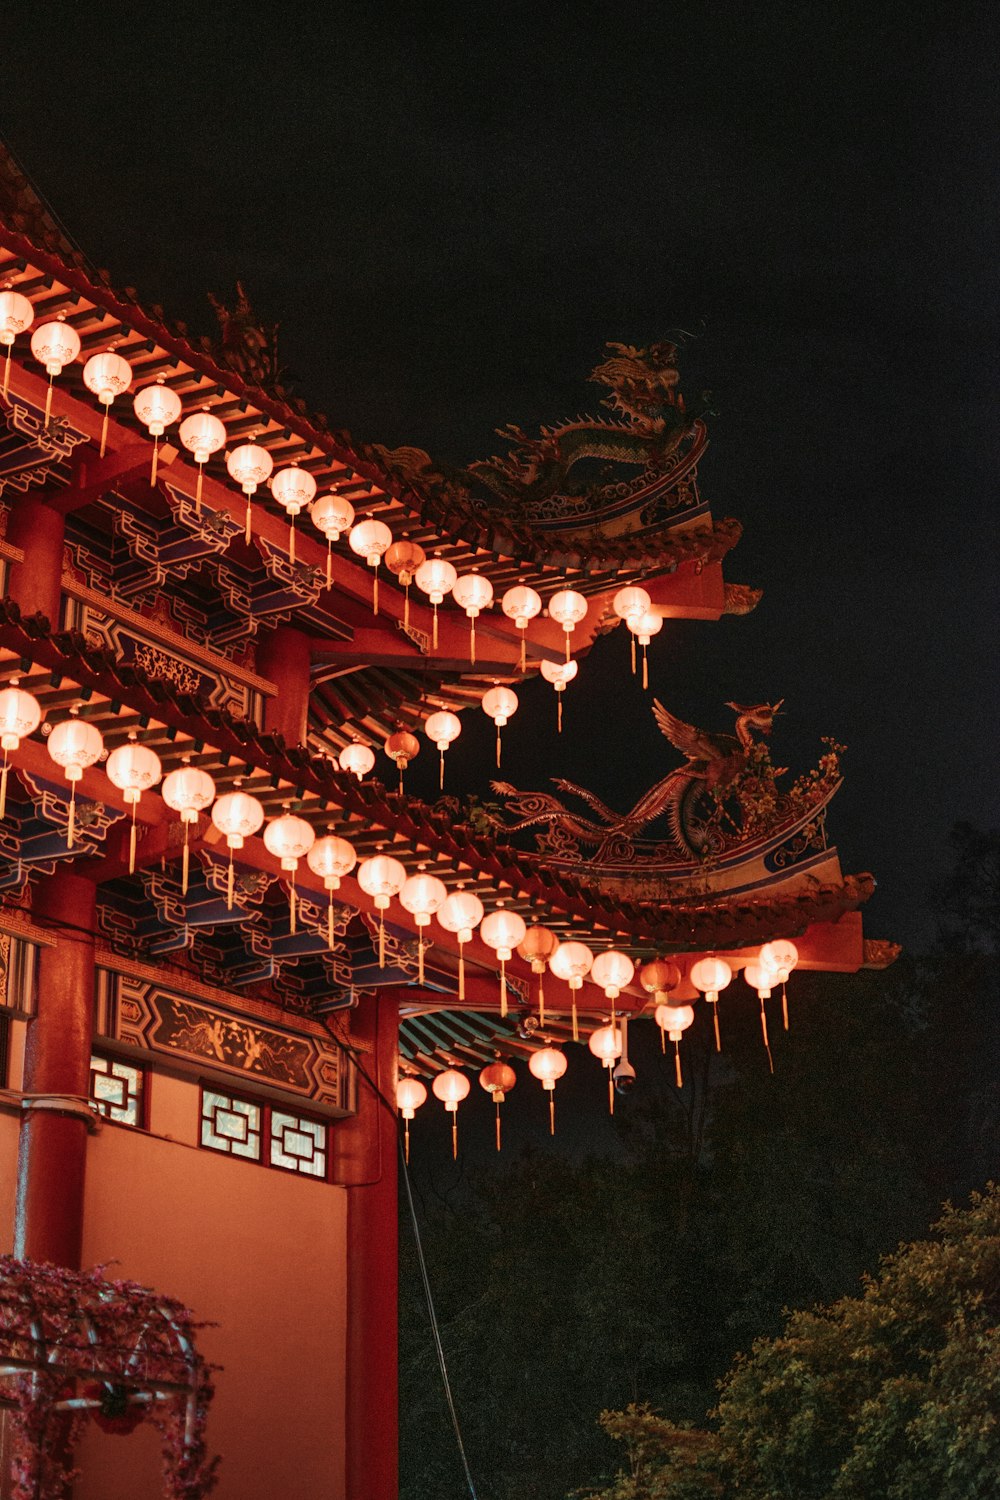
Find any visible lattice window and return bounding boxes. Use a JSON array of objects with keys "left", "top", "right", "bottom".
[
  {"left": 89, "top": 1053, "right": 144, "bottom": 1127},
  {"left": 270, "top": 1110, "right": 327, "bottom": 1179},
  {"left": 200, "top": 1089, "right": 262, "bottom": 1160}
]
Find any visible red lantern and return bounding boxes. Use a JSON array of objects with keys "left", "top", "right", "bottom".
[
  {"left": 516, "top": 925, "right": 558, "bottom": 1025},
  {"left": 385, "top": 540, "right": 427, "bottom": 628},
  {"left": 479, "top": 1061, "right": 516, "bottom": 1150},
  {"left": 384, "top": 729, "right": 420, "bottom": 793}
]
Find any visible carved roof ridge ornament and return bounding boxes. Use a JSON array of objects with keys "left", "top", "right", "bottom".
[{"left": 207, "top": 280, "right": 285, "bottom": 395}]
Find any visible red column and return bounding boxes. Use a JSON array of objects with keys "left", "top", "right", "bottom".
[
  {"left": 5, "top": 494, "right": 65, "bottom": 624},
  {"left": 256, "top": 624, "right": 312, "bottom": 747},
  {"left": 15, "top": 872, "right": 97, "bottom": 1268},
  {"left": 331, "top": 994, "right": 399, "bottom": 1500}
]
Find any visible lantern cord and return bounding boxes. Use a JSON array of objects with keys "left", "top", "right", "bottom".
[{"left": 398, "top": 1140, "right": 481, "bottom": 1500}]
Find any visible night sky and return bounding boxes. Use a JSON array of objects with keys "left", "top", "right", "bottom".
[{"left": 3, "top": 5, "right": 996, "bottom": 949}]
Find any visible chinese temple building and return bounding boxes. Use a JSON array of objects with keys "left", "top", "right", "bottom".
[{"left": 0, "top": 143, "right": 895, "bottom": 1498}]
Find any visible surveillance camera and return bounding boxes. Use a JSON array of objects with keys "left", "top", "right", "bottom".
[
  {"left": 517, "top": 1014, "right": 539, "bottom": 1040},
  {"left": 613, "top": 1059, "right": 637, "bottom": 1095}
]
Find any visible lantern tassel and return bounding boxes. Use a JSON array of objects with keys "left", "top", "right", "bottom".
[
  {"left": 128, "top": 806, "right": 137, "bottom": 875},
  {"left": 398, "top": 765, "right": 404, "bottom": 795},
  {"left": 100, "top": 406, "right": 109, "bottom": 459},
  {"left": 761, "top": 1000, "right": 775, "bottom": 1074},
  {"left": 439, "top": 749, "right": 445, "bottom": 791},
  {"left": 549, "top": 1092, "right": 555, "bottom": 1135},
  {"left": 557, "top": 694, "right": 563, "bottom": 734},
  {"left": 67, "top": 784, "right": 76, "bottom": 849},
  {"left": 458, "top": 944, "right": 465, "bottom": 1001},
  {"left": 379, "top": 911, "right": 385, "bottom": 968},
  {"left": 195, "top": 465, "right": 204, "bottom": 516},
  {"left": 538, "top": 974, "right": 545, "bottom": 1029},
  {"left": 496, "top": 726, "right": 502, "bottom": 769},
  {"left": 0, "top": 753, "right": 8, "bottom": 820},
  {"left": 404, "top": 1119, "right": 411, "bottom": 1164},
  {"left": 290, "top": 878, "right": 297, "bottom": 936},
  {"left": 630, "top": 633, "right": 636, "bottom": 674},
  {"left": 470, "top": 617, "right": 476, "bottom": 665},
  {"left": 520, "top": 631, "right": 526, "bottom": 674},
  {"left": 782, "top": 981, "right": 789, "bottom": 1031},
  {"left": 44, "top": 377, "right": 53, "bottom": 428},
  {"left": 289, "top": 517, "right": 296, "bottom": 565},
  {"left": 565, "top": 632, "right": 570, "bottom": 663},
  {"left": 404, "top": 585, "right": 410, "bottom": 629},
  {"left": 500, "top": 960, "right": 507, "bottom": 1019},
  {"left": 151, "top": 436, "right": 159, "bottom": 487},
  {"left": 326, "top": 542, "right": 332, "bottom": 589},
  {"left": 2, "top": 345, "right": 10, "bottom": 400},
  {"left": 372, "top": 565, "right": 379, "bottom": 616},
  {"left": 674, "top": 1042, "right": 683, "bottom": 1089},
  {"left": 451, "top": 1117, "right": 458, "bottom": 1160},
  {"left": 608, "top": 1070, "right": 615, "bottom": 1116},
  {"left": 712, "top": 1001, "right": 722, "bottom": 1053},
  {"left": 418, "top": 935, "right": 424, "bottom": 985},
  {"left": 495, "top": 1103, "right": 501, "bottom": 1152},
  {"left": 571, "top": 993, "right": 579, "bottom": 1042},
  {"left": 182, "top": 826, "right": 190, "bottom": 896},
  {"left": 659, "top": 1021, "right": 666, "bottom": 1053},
  {"left": 432, "top": 603, "right": 439, "bottom": 651},
  {"left": 642, "top": 644, "right": 649, "bottom": 691},
  {"left": 328, "top": 898, "right": 335, "bottom": 950},
  {"left": 227, "top": 850, "right": 234, "bottom": 910},
  {"left": 245, "top": 496, "right": 252, "bottom": 545}
]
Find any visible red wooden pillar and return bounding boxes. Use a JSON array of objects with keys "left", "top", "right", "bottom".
[
  {"left": 256, "top": 624, "right": 311, "bottom": 747},
  {"left": 331, "top": 994, "right": 400, "bottom": 1500},
  {"left": 5, "top": 493, "right": 66, "bottom": 624},
  {"left": 15, "top": 872, "right": 97, "bottom": 1268}
]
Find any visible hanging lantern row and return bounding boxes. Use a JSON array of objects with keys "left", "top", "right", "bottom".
[{"left": 0, "top": 309, "right": 665, "bottom": 690}]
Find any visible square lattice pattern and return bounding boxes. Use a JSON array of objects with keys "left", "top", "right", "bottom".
[
  {"left": 90, "top": 1054, "right": 144, "bottom": 1127},
  {"left": 201, "top": 1091, "right": 262, "bottom": 1160}
]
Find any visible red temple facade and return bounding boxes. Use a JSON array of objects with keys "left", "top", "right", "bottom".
[{"left": 0, "top": 145, "right": 894, "bottom": 1497}]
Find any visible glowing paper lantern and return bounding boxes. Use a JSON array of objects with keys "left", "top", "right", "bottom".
[
  {"left": 528, "top": 1046, "right": 568, "bottom": 1134},
  {"left": 654, "top": 1002, "right": 694, "bottom": 1087},
  {"left": 348, "top": 518, "right": 393, "bottom": 614},
  {"left": 210, "top": 789, "right": 265, "bottom": 909},
  {"left": 0, "top": 683, "right": 41, "bottom": 819},
  {"left": 133, "top": 381, "right": 182, "bottom": 485},
  {"left": 479, "top": 1060, "right": 516, "bottom": 1151},
  {"left": 588, "top": 1022, "right": 623, "bottom": 1115},
  {"left": 452, "top": 572, "right": 493, "bottom": 664},
  {"left": 639, "top": 960, "right": 682, "bottom": 1008},
  {"left": 397, "top": 1076, "right": 427, "bottom": 1163},
  {"left": 501, "top": 583, "right": 542, "bottom": 673},
  {"left": 306, "top": 833, "right": 356, "bottom": 946},
  {"left": 106, "top": 739, "right": 163, "bottom": 874},
  {"left": 226, "top": 440, "right": 274, "bottom": 543},
  {"left": 82, "top": 351, "right": 131, "bottom": 457},
  {"left": 744, "top": 961, "right": 776, "bottom": 1069},
  {"left": 627, "top": 610, "right": 663, "bottom": 690},
  {"left": 760, "top": 938, "right": 799, "bottom": 1031},
  {"left": 270, "top": 466, "right": 317, "bottom": 564},
  {"left": 548, "top": 589, "right": 588, "bottom": 662},
  {"left": 356, "top": 853, "right": 406, "bottom": 967},
  {"left": 399, "top": 870, "right": 448, "bottom": 983},
  {"left": 481, "top": 685, "right": 518, "bottom": 768},
  {"left": 263, "top": 812, "right": 316, "bottom": 933},
  {"left": 517, "top": 924, "right": 558, "bottom": 1025},
  {"left": 385, "top": 539, "right": 426, "bottom": 628},
  {"left": 47, "top": 710, "right": 103, "bottom": 849},
  {"left": 431, "top": 1068, "right": 470, "bottom": 1159},
  {"left": 384, "top": 729, "right": 420, "bottom": 793},
  {"left": 310, "top": 493, "right": 355, "bottom": 587},
  {"left": 162, "top": 763, "right": 216, "bottom": 894},
  {"left": 549, "top": 939, "right": 594, "bottom": 1041},
  {"left": 414, "top": 556, "right": 457, "bottom": 650},
  {"left": 437, "top": 887, "right": 484, "bottom": 999},
  {"left": 30, "top": 319, "right": 80, "bottom": 426},
  {"left": 591, "top": 949, "right": 635, "bottom": 1012},
  {"left": 0, "top": 289, "right": 33, "bottom": 400},
  {"left": 178, "top": 410, "right": 227, "bottom": 513},
  {"left": 425, "top": 709, "right": 461, "bottom": 790},
  {"left": 338, "top": 741, "right": 375, "bottom": 781},
  {"left": 539, "top": 658, "right": 578, "bottom": 733},
  {"left": 691, "top": 956, "right": 733, "bottom": 1053},
  {"left": 613, "top": 585, "right": 652, "bottom": 674},
  {"left": 480, "top": 905, "right": 527, "bottom": 1018}
]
